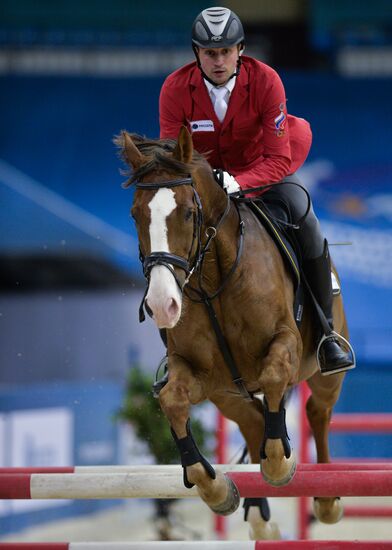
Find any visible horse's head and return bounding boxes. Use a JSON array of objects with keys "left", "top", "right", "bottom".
[{"left": 117, "top": 127, "right": 215, "bottom": 329}]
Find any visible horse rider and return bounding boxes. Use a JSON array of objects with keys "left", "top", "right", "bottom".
[{"left": 157, "top": 6, "right": 355, "bottom": 376}]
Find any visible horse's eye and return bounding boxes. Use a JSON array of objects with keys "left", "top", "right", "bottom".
[{"left": 184, "top": 208, "right": 193, "bottom": 222}]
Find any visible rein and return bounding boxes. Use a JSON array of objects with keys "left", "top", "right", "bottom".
[{"left": 135, "top": 174, "right": 252, "bottom": 401}]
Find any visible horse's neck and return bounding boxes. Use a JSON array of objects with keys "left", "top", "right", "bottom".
[
  {"left": 200, "top": 196, "right": 240, "bottom": 284},
  {"left": 214, "top": 204, "right": 240, "bottom": 273},
  {"left": 194, "top": 170, "right": 241, "bottom": 282},
  {"left": 196, "top": 170, "right": 230, "bottom": 228}
]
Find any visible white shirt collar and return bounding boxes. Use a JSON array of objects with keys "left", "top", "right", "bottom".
[{"left": 204, "top": 76, "right": 237, "bottom": 96}]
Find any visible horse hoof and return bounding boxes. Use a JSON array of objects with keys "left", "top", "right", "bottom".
[
  {"left": 247, "top": 506, "right": 281, "bottom": 540},
  {"left": 249, "top": 521, "right": 281, "bottom": 541},
  {"left": 261, "top": 451, "right": 296, "bottom": 487},
  {"left": 313, "top": 497, "right": 344, "bottom": 524},
  {"left": 209, "top": 475, "right": 240, "bottom": 516}
]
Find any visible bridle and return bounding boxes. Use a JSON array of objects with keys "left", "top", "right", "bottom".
[{"left": 135, "top": 175, "right": 232, "bottom": 322}]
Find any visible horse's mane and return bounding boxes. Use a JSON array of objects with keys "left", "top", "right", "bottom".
[{"left": 114, "top": 132, "right": 208, "bottom": 187}]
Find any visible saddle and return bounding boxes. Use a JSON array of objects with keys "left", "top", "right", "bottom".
[{"left": 244, "top": 199, "right": 304, "bottom": 326}]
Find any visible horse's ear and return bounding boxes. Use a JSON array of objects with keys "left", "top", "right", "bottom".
[
  {"left": 173, "top": 126, "right": 193, "bottom": 164},
  {"left": 121, "top": 131, "right": 144, "bottom": 170}
]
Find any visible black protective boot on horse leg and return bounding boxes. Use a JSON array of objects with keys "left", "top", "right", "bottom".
[
  {"left": 260, "top": 396, "right": 296, "bottom": 486},
  {"left": 171, "top": 419, "right": 240, "bottom": 515},
  {"left": 304, "top": 240, "right": 355, "bottom": 376}
]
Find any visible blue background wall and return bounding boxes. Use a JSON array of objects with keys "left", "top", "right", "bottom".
[
  {"left": 1, "top": 73, "right": 390, "bottom": 236},
  {"left": 0, "top": 382, "right": 122, "bottom": 534},
  {"left": 1, "top": 71, "right": 391, "bottom": 534},
  {"left": 0, "top": 0, "right": 391, "bottom": 538},
  {"left": 1, "top": 72, "right": 392, "bottom": 363}
]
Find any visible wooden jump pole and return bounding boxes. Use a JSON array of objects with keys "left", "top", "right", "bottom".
[
  {"left": 330, "top": 413, "right": 392, "bottom": 433},
  {"left": 1, "top": 540, "right": 392, "bottom": 549},
  {"left": 1, "top": 462, "right": 392, "bottom": 475},
  {"left": 1, "top": 467, "right": 392, "bottom": 500},
  {"left": 297, "top": 381, "right": 392, "bottom": 539}
]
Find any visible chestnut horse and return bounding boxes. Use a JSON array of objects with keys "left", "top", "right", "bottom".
[{"left": 117, "top": 127, "right": 346, "bottom": 539}]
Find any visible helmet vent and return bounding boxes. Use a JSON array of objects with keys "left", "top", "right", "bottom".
[
  {"left": 227, "top": 20, "right": 239, "bottom": 40},
  {"left": 206, "top": 8, "right": 227, "bottom": 14},
  {"left": 202, "top": 7, "right": 230, "bottom": 36},
  {"left": 195, "top": 21, "right": 209, "bottom": 41}
]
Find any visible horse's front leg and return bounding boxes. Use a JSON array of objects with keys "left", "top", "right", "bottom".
[
  {"left": 258, "top": 326, "right": 301, "bottom": 486},
  {"left": 158, "top": 354, "right": 240, "bottom": 516}
]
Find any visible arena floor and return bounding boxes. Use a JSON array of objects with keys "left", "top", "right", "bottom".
[{"left": 1, "top": 496, "right": 391, "bottom": 543}]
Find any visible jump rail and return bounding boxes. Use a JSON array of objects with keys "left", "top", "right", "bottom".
[
  {"left": 1, "top": 542, "right": 392, "bottom": 549},
  {"left": 1, "top": 462, "right": 392, "bottom": 474},
  {"left": 298, "top": 382, "right": 392, "bottom": 540},
  {"left": 1, "top": 465, "right": 392, "bottom": 500},
  {"left": 330, "top": 413, "right": 392, "bottom": 433}
]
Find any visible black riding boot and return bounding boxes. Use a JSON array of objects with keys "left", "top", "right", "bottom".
[{"left": 304, "top": 240, "right": 355, "bottom": 376}]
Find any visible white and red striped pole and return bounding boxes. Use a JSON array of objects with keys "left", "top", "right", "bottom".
[
  {"left": 1, "top": 540, "right": 392, "bottom": 549},
  {"left": 297, "top": 382, "right": 392, "bottom": 538},
  {"left": 1, "top": 462, "right": 391, "bottom": 475},
  {"left": 1, "top": 466, "right": 392, "bottom": 499}
]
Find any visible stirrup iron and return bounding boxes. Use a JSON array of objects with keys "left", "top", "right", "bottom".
[{"left": 316, "top": 331, "right": 356, "bottom": 375}]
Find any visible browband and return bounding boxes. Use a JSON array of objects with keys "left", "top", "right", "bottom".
[{"left": 135, "top": 177, "right": 192, "bottom": 190}]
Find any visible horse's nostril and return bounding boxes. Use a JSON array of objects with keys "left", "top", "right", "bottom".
[{"left": 167, "top": 298, "right": 179, "bottom": 316}]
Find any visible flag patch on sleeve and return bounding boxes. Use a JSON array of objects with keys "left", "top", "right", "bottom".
[{"left": 274, "top": 111, "right": 286, "bottom": 136}]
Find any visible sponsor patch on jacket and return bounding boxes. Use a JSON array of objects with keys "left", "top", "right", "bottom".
[
  {"left": 274, "top": 110, "right": 286, "bottom": 137},
  {"left": 190, "top": 120, "right": 215, "bottom": 132}
]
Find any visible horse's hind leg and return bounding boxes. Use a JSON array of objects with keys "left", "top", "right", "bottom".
[
  {"left": 212, "top": 394, "right": 280, "bottom": 540},
  {"left": 258, "top": 326, "right": 301, "bottom": 486},
  {"left": 306, "top": 371, "right": 345, "bottom": 524},
  {"left": 158, "top": 354, "right": 239, "bottom": 516},
  {"left": 240, "top": 409, "right": 281, "bottom": 540}
]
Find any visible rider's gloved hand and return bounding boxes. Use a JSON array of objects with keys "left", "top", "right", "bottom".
[{"left": 213, "top": 169, "right": 241, "bottom": 195}]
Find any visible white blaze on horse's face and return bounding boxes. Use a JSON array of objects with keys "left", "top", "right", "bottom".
[{"left": 145, "top": 188, "right": 182, "bottom": 329}]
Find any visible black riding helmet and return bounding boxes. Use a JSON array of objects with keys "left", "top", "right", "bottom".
[
  {"left": 191, "top": 7, "right": 245, "bottom": 85},
  {"left": 192, "top": 6, "right": 245, "bottom": 49}
]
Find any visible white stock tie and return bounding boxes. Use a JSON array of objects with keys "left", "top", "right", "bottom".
[{"left": 212, "top": 86, "right": 228, "bottom": 122}]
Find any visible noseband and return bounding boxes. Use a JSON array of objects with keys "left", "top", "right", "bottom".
[{"left": 135, "top": 176, "right": 230, "bottom": 322}]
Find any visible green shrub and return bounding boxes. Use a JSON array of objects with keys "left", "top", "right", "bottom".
[{"left": 116, "top": 364, "right": 212, "bottom": 464}]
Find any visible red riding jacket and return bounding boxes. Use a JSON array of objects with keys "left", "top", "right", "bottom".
[{"left": 159, "top": 56, "right": 312, "bottom": 192}]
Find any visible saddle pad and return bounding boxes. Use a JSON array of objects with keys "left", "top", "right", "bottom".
[
  {"left": 246, "top": 200, "right": 301, "bottom": 288},
  {"left": 245, "top": 200, "right": 304, "bottom": 326}
]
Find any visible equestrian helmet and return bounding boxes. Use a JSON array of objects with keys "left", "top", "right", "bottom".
[{"left": 192, "top": 6, "right": 245, "bottom": 49}]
